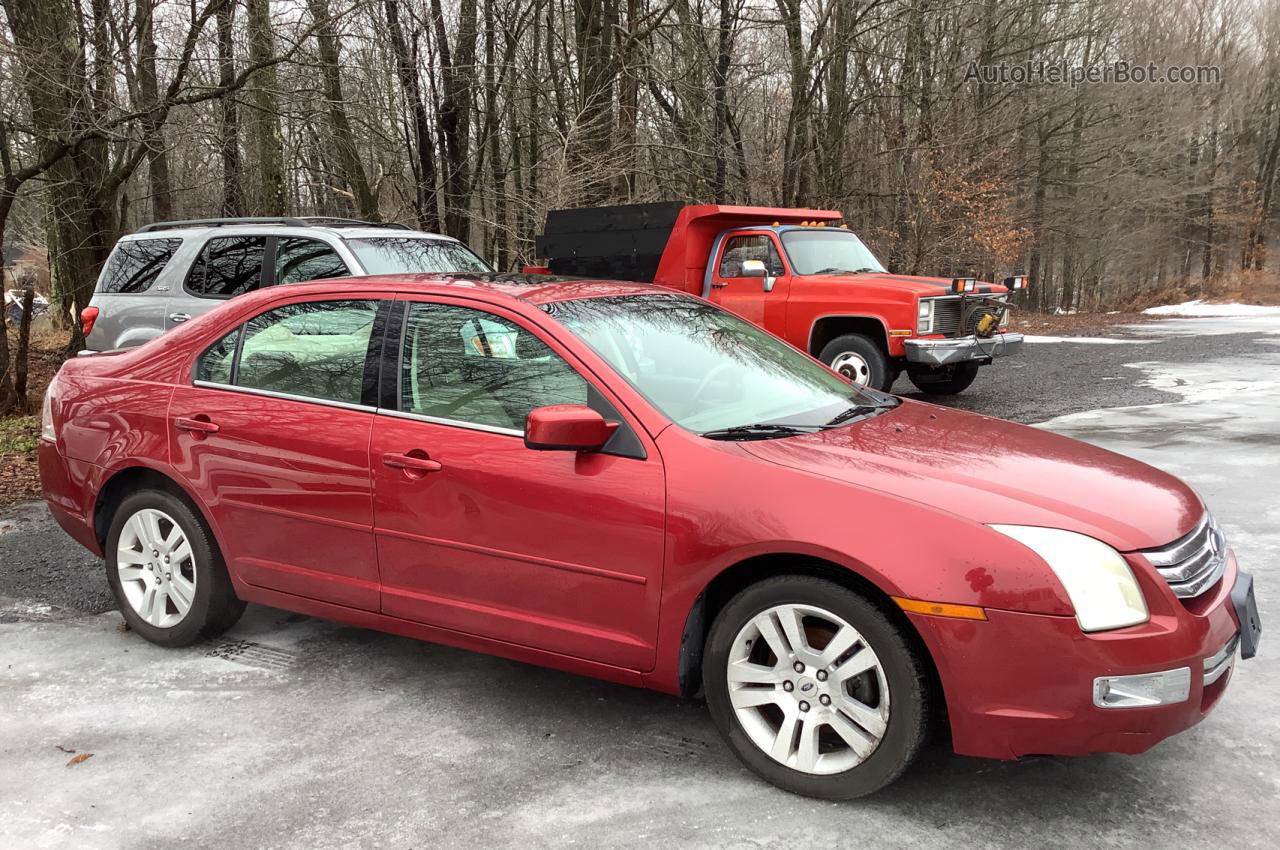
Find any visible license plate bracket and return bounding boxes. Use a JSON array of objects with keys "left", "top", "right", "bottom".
[{"left": 1231, "top": 570, "right": 1262, "bottom": 659}]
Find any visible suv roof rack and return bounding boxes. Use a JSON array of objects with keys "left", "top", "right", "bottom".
[{"left": 134, "top": 216, "right": 412, "bottom": 234}]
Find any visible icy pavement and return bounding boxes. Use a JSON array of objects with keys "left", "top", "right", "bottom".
[{"left": 2, "top": 315, "right": 1279, "bottom": 849}]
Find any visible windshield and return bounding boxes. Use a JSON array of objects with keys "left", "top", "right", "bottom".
[
  {"left": 781, "top": 230, "right": 886, "bottom": 275},
  {"left": 345, "top": 236, "right": 492, "bottom": 275},
  {"left": 544, "top": 294, "right": 894, "bottom": 435}
]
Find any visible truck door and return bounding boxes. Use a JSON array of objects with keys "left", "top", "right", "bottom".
[{"left": 709, "top": 232, "right": 789, "bottom": 328}]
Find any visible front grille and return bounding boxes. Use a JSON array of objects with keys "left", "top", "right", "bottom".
[
  {"left": 932, "top": 298, "right": 962, "bottom": 336},
  {"left": 1140, "top": 513, "right": 1227, "bottom": 599},
  {"left": 929, "top": 295, "right": 1007, "bottom": 338}
]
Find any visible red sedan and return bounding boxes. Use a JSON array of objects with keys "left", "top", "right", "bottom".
[{"left": 39, "top": 274, "right": 1260, "bottom": 798}]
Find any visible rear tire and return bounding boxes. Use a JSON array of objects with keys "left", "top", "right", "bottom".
[
  {"left": 907, "top": 362, "right": 980, "bottom": 395},
  {"left": 702, "top": 576, "right": 930, "bottom": 799},
  {"left": 105, "top": 489, "right": 245, "bottom": 647},
  {"left": 818, "top": 334, "right": 892, "bottom": 391}
]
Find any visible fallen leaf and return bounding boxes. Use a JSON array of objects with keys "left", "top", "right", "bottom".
[
  {"left": 67, "top": 753, "right": 93, "bottom": 766},
  {"left": 55, "top": 745, "right": 76, "bottom": 754}
]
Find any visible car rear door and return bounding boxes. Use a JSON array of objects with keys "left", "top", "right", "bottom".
[
  {"left": 368, "top": 296, "right": 666, "bottom": 670},
  {"left": 87, "top": 237, "right": 184, "bottom": 350},
  {"left": 170, "top": 295, "right": 391, "bottom": 611},
  {"left": 709, "top": 231, "right": 790, "bottom": 329}
]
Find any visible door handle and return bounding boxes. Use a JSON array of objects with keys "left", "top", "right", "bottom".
[
  {"left": 710, "top": 282, "right": 729, "bottom": 289},
  {"left": 169, "top": 312, "right": 191, "bottom": 323},
  {"left": 175, "top": 416, "right": 220, "bottom": 434},
  {"left": 382, "top": 452, "right": 443, "bottom": 473}
]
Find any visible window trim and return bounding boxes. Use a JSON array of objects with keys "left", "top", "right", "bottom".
[
  {"left": 182, "top": 234, "right": 271, "bottom": 301},
  {"left": 192, "top": 379, "right": 377, "bottom": 414}
]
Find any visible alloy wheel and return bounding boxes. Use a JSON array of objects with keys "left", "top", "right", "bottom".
[
  {"left": 727, "top": 603, "right": 890, "bottom": 775},
  {"left": 116, "top": 508, "right": 198, "bottom": 629}
]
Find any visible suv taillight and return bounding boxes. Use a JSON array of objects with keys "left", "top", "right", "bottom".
[{"left": 80, "top": 306, "right": 100, "bottom": 339}]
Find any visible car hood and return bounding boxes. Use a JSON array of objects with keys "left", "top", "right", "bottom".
[
  {"left": 740, "top": 400, "right": 1200, "bottom": 551},
  {"left": 802, "top": 272, "right": 1007, "bottom": 297}
]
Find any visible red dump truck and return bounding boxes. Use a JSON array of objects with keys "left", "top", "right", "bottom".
[{"left": 529, "top": 202, "right": 1026, "bottom": 394}]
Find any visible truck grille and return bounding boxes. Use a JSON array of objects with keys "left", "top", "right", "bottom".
[
  {"left": 1139, "top": 513, "right": 1227, "bottom": 599},
  {"left": 930, "top": 296, "right": 1007, "bottom": 338}
]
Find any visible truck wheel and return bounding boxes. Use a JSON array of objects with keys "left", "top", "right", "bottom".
[
  {"left": 703, "top": 576, "right": 930, "bottom": 799},
  {"left": 105, "top": 489, "right": 246, "bottom": 648},
  {"left": 907, "top": 362, "right": 980, "bottom": 395},
  {"left": 819, "top": 335, "right": 891, "bottom": 391}
]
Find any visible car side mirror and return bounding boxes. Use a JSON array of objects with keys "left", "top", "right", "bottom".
[
  {"left": 740, "top": 258, "right": 778, "bottom": 293},
  {"left": 525, "top": 404, "right": 618, "bottom": 452}
]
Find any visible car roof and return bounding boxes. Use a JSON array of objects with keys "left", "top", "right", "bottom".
[
  {"left": 274, "top": 272, "right": 676, "bottom": 307},
  {"left": 117, "top": 225, "right": 461, "bottom": 242}
]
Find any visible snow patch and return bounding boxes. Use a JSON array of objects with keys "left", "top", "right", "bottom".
[
  {"left": 1143, "top": 300, "right": 1280, "bottom": 317},
  {"left": 1023, "top": 335, "right": 1157, "bottom": 344}
]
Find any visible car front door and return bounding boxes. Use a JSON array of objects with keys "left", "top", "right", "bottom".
[
  {"left": 369, "top": 297, "right": 666, "bottom": 670},
  {"left": 170, "top": 296, "right": 389, "bottom": 610},
  {"left": 709, "top": 231, "right": 790, "bottom": 328}
]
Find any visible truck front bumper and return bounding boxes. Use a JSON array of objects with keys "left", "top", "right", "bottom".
[{"left": 903, "top": 332, "right": 1023, "bottom": 366}]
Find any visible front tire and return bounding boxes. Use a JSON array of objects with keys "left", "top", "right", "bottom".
[
  {"left": 703, "top": 576, "right": 930, "bottom": 799},
  {"left": 907, "top": 361, "right": 980, "bottom": 395},
  {"left": 105, "top": 489, "right": 245, "bottom": 647},
  {"left": 818, "top": 334, "right": 892, "bottom": 391}
]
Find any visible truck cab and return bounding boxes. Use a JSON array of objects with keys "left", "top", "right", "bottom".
[{"left": 531, "top": 202, "right": 1025, "bottom": 394}]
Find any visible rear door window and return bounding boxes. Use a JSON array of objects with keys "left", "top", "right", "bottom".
[
  {"left": 97, "top": 238, "right": 182, "bottom": 293},
  {"left": 185, "top": 236, "right": 267, "bottom": 298},
  {"left": 274, "top": 238, "right": 350, "bottom": 285},
  {"left": 195, "top": 300, "right": 380, "bottom": 405}
]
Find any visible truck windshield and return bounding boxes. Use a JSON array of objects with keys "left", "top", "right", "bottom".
[
  {"left": 781, "top": 230, "right": 886, "bottom": 275},
  {"left": 345, "top": 236, "right": 492, "bottom": 275},
  {"left": 545, "top": 294, "right": 894, "bottom": 436}
]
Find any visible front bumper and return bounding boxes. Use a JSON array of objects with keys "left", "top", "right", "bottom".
[
  {"left": 903, "top": 332, "right": 1023, "bottom": 366},
  {"left": 909, "top": 554, "right": 1248, "bottom": 760}
]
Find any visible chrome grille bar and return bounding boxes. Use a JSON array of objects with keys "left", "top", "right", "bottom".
[
  {"left": 1203, "top": 634, "right": 1238, "bottom": 686},
  {"left": 1140, "top": 513, "right": 1228, "bottom": 599}
]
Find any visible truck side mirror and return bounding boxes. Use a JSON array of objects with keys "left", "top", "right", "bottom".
[{"left": 740, "top": 259, "right": 778, "bottom": 292}]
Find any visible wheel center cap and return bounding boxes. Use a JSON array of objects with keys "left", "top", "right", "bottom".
[{"left": 796, "top": 677, "right": 818, "bottom": 697}]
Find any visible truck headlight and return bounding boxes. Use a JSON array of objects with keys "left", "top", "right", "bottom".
[
  {"left": 916, "top": 300, "right": 934, "bottom": 334},
  {"left": 989, "top": 525, "right": 1149, "bottom": 632}
]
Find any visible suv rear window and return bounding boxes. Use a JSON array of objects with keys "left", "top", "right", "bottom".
[
  {"left": 186, "top": 236, "right": 267, "bottom": 298},
  {"left": 98, "top": 238, "right": 182, "bottom": 294}
]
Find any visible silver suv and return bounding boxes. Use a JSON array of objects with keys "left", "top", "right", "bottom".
[{"left": 81, "top": 217, "right": 491, "bottom": 351}]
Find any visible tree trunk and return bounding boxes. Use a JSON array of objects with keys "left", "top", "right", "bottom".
[
  {"left": 307, "top": 0, "right": 378, "bottom": 220},
  {"left": 217, "top": 1, "right": 243, "bottom": 216},
  {"left": 137, "top": 0, "right": 174, "bottom": 221},
  {"left": 384, "top": 0, "right": 440, "bottom": 232},
  {"left": 430, "top": 0, "right": 477, "bottom": 239},
  {"left": 247, "top": 0, "right": 287, "bottom": 215}
]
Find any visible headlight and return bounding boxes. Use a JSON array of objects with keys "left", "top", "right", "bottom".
[
  {"left": 916, "top": 299, "right": 934, "bottom": 334},
  {"left": 989, "top": 525, "right": 1148, "bottom": 632}
]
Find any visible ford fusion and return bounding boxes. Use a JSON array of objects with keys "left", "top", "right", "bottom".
[{"left": 39, "top": 274, "right": 1261, "bottom": 798}]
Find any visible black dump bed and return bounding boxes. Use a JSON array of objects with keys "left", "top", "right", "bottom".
[{"left": 535, "top": 202, "right": 684, "bottom": 283}]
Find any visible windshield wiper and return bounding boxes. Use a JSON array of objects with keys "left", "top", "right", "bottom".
[
  {"left": 823, "top": 404, "right": 883, "bottom": 427},
  {"left": 811, "top": 266, "right": 879, "bottom": 276},
  {"left": 700, "top": 423, "right": 823, "bottom": 441}
]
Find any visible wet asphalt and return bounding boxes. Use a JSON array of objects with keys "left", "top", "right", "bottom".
[{"left": 0, "top": 323, "right": 1267, "bottom": 617}]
